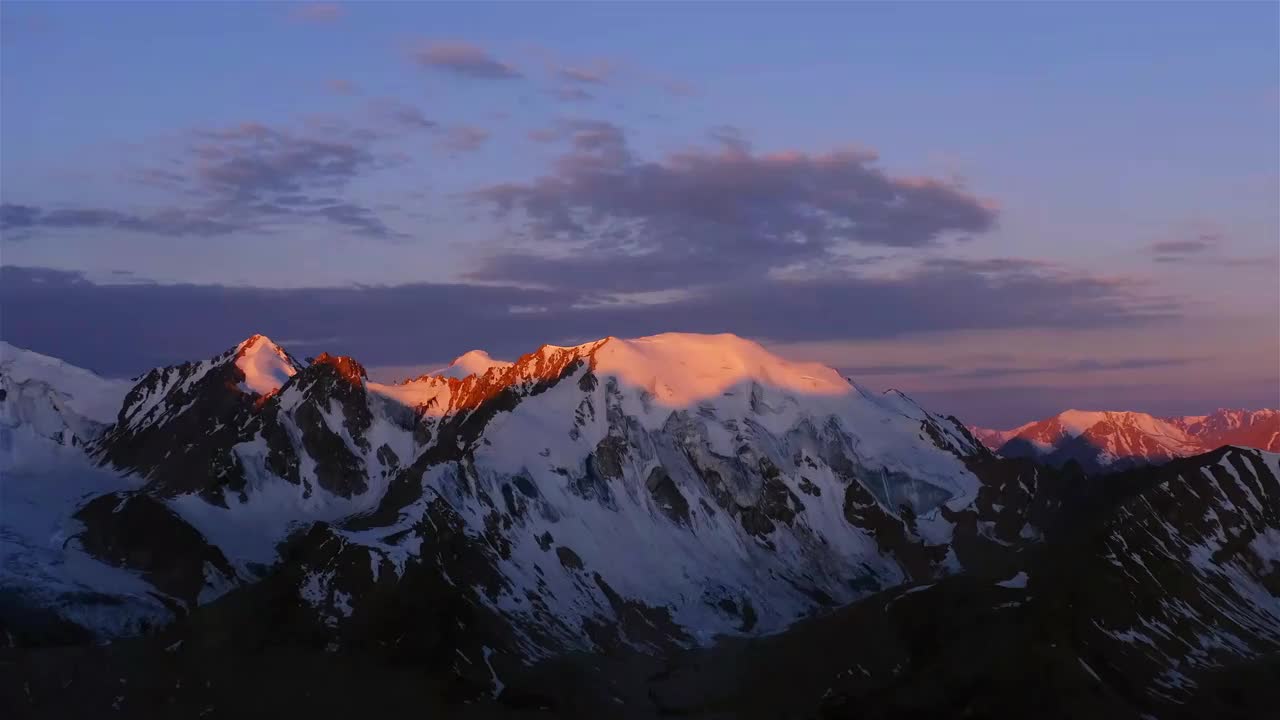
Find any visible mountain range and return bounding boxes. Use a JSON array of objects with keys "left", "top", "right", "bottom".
[
  {"left": 972, "top": 408, "right": 1280, "bottom": 472},
  {"left": 2, "top": 334, "right": 1278, "bottom": 718}
]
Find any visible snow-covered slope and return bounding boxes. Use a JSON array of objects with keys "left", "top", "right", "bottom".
[
  {"left": 973, "top": 407, "right": 1280, "bottom": 471},
  {"left": 0, "top": 343, "right": 172, "bottom": 639},
  {"left": 428, "top": 349, "right": 514, "bottom": 380},
  {"left": 70, "top": 332, "right": 1021, "bottom": 662},
  {"left": 0, "top": 341, "right": 131, "bottom": 464},
  {"left": 347, "top": 335, "right": 986, "bottom": 647}
]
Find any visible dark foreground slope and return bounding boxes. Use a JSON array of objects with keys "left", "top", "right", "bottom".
[{"left": 5, "top": 446, "right": 1278, "bottom": 719}]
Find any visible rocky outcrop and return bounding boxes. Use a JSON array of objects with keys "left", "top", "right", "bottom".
[{"left": 73, "top": 492, "right": 237, "bottom": 609}]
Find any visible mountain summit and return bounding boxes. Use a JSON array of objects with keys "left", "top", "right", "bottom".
[
  {"left": 233, "top": 334, "right": 302, "bottom": 395},
  {"left": 972, "top": 407, "right": 1280, "bottom": 471}
]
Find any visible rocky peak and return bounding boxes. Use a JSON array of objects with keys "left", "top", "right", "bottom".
[{"left": 308, "top": 352, "right": 367, "bottom": 385}]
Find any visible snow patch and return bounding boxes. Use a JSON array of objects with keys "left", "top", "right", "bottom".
[{"left": 997, "top": 571, "right": 1029, "bottom": 588}]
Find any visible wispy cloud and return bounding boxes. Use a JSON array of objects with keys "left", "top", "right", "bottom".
[
  {"left": 440, "top": 125, "right": 491, "bottom": 153},
  {"left": 1, "top": 204, "right": 244, "bottom": 237},
  {"left": 289, "top": 2, "right": 344, "bottom": 24},
  {"left": 954, "top": 357, "right": 1192, "bottom": 380},
  {"left": 1149, "top": 233, "right": 1219, "bottom": 262},
  {"left": 413, "top": 41, "right": 522, "bottom": 79},
  {"left": 840, "top": 363, "right": 950, "bottom": 377},
  {"left": 326, "top": 78, "right": 359, "bottom": 96},
  {"left": 550, "top": 86, "right": 595, "bottom": 103},
  {"left": 1148, "top": 231, "right": 1275, "bottom": 268},
  {"left": 555, "top": 61, "right": 613, "bottom": 86},
  {"left": 368, "top": 98, "right": 436, "bottom": 131},
  {"left": 3, "top": 120, "right": 403, "bottom": 240}
]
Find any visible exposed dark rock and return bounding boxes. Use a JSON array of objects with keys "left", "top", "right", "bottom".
[
  {"left": 556, "top": 546, "right": 584, "bottom": 571},
  {"left": 73, "top": 492, "right": 236, "bottom": 608},
  {"left": 645, "top": 467, "right": 691, "bottom": 527},
  {"left": 591, "top": 573, "right": 691, "bottom": 653}
]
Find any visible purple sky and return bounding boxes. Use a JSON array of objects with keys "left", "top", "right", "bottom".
[{"left": 1, "top": 2, "right": 1277, "bottom": 427}]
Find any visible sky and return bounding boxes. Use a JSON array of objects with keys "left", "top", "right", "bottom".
[{"left": 1, "top": 1, "right": 1277, "bottom": 427}]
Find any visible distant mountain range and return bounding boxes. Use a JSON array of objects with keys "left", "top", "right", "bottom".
[
  {"left": 971, "top": 408, "right": 1279, "bottom": 472},
  {"left": 2, "top": 336, "right": 1278, "bottom": 718}
]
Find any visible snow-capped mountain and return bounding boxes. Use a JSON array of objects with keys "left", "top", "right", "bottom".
[
  {"left": 3, "top": 333, "right": 1037, "bottom": 656},
  {"left": 1170, "top": 409, "right": 1280, "bottom": 452},
  {"left": 3, "top": 333, "right": 1278, "bottom": 718},
  {"left": 89, "top": 333, "right": 1007, "bottom": 650},
  {"left": 971, "top": 408, "right": 1280, "bottom": 471}
]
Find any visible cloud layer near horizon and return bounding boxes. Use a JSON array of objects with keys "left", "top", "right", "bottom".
[{"left": 1, "top": 262, "right": 1175, "bottom": 379}]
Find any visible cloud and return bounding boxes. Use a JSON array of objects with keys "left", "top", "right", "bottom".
[
  {"left": 954, "top": 357, "right": 1191, "bottom": 380},
  {"left": 413, "top": 41, "right": 522, "bottom": 79},
  {"left": 1150, "top": 233, "right": 1219, "bottom": 262},
  {"left": 440, "top": 125, "right": 491, "bottom": 153},
  {"left": 0, "top": 263, "right": 1177, "bottom": 378},
  {"left": 3, "top": 121, "right": 402, "bottom": 240},
  {"left": 1147, "top": 231, "right": 1275, "bottom": 268},
  {"left": 326, "top": 78, "right": 359, "bottom": 95},
  {"left": 555, "top": 62, "right": 613, "bottom": 85},
  {"left": 549, "top": 61, "right": 612, "bottom": 101},
  {"left": 662, "top": 79, "right": 698, "bottom": 98},
  {"left": 289, "top": 2, "right": 344, "bottom": 23},
  {"left": 469, "top": 121, "right": 998, "bottom": 292},
  {"left": 550, "top": 86, "right": 595, "bottom": 103},
  {"left": 1151, "top": 238, "right": 1215, "bottom": 255},
  {"left": 368, "top": 98, "right": 436, "bottom": 131},
  {"left": 191, "top": 122, "right": 380, "bottom": 199},
  {"left": 909, "top": 380, "right": 1279, "bottom": 430},
  {"left": 0, "top": 204, "right": 245, "bottom": 237},
  {"left": 840, "top": 363, "right": 949, "bottom": 377}
]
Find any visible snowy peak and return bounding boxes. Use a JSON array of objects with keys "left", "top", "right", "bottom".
[
  {"left": 385, "top": 333, "right": 855, "bottom": 420},
  {"left": 110, "top": 335, "right": 303, "bottom": 438},
  {"left": 584, "top": 333, "right": 851, "bottom": 406},
  {"left": 1045, "top": 410, "right": 1190, "bottom": 443},
  {"left": 233, "top": 334, "right": 302, "bottom": 395},
  {"left": 968, "top": 423, "right": 1032, "bottom": 452},
  {"left": 304, "top": 352, "right": 367, "bottom": 385},
  {"left": 433, "top": 349, "right": 513, "bottom": 380},
  {"left": 978, "top": 406, "right": 1279, "bottom": 470},
  {"left": 1170, "top": 408, "right": 1280, "bottom": 451}
]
